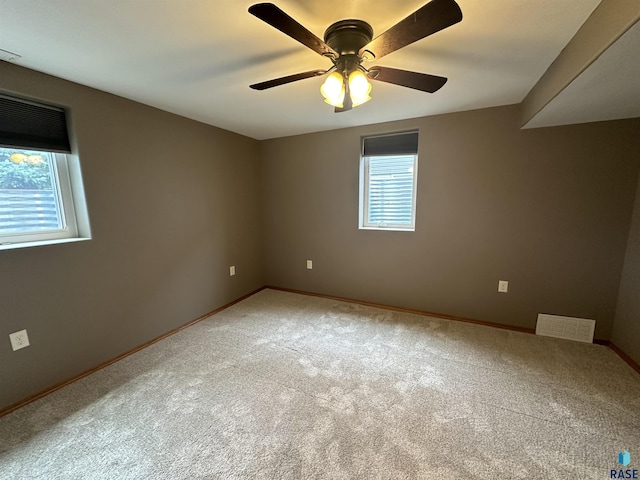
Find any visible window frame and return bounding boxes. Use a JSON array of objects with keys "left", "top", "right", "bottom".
[
  {"left": 0, "top": 93, "right": 90, "bottom": 251},
  {"left": 0, "top": 150, "right": 80, "bottom": 246},
  {"left": 359, "top": 132, "right": 419, "bottom": 232}
]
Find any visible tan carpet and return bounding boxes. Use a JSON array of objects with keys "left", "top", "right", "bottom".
[{"left": 1, "top": 289, "right": 639, "bottom": 479}]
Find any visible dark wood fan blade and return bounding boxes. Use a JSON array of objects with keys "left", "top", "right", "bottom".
[
  {"left": 361, "top": 0, "right": 462, "bottom": 60},
  {"left": 249, "top": 3, "right": 337, "bottom": 58},
  {"left": 368, "top": 66, "right": 447, "bottom": 93},
  {"left": 250, "top": 69, "right": 327, "bottom": 90}
]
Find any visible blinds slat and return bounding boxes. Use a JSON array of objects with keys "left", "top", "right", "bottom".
[
  {"left": 367, "top": 153, "right": 415, "bottom": 225},
  {"left": 0, "top": 190, "right": 61, "bottom": 232}
]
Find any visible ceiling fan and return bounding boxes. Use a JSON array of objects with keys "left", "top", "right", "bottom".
[{"left": 248, "top": 0, "right": 462, "bottom": 112}]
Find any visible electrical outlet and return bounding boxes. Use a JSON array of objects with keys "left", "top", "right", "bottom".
[
  {"left": 229, "top": 265, "right": 236, "bottom": 276},
  {"left": 9, "top": 329, "right": 30, "bottom": 351},
  {"left": 498, "top": 280, "right": 509, "bottom": 293},
  {"left": 306, "top": 260, "right": 313, "bottom": 270}
]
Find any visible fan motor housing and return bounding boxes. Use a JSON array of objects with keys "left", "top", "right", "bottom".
[{"left": 324, "top": 20, "right": 373, "bottom": 56}]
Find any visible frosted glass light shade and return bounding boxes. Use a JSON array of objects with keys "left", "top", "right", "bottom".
[
  {"left": 348, "top": 70, "right": 372, "bottom": 106},
  {"left": 320, "top": 72, "right": 345, "bottom": 107}
]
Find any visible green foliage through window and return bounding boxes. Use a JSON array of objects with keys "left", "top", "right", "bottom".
[{"left": 0, "top": 149, "right": 54, "bottom": 190}]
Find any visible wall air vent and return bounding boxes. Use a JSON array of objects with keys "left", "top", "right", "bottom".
[
  {"left": 0, "top": 49, "right": 21, "bottom": 63},
  {"left": 536, "top": 314, "right": 595, "bottom": 343}
]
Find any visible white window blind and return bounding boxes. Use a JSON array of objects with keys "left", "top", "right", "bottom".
[{"left": 366, "top": 155, "right": 416, "bottom": 227}]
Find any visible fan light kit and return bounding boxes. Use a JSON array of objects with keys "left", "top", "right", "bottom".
[
  {"left": 249, "top": 0, "right": 462, "bottom": 112},
  {"left": 321, "top": 70, "right": 372, "bottom": 108}
]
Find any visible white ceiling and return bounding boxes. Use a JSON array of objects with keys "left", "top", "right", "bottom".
[
  {"left": 525, "top": 19, "right": 640, "bottom": 129},
  {"left": 1, "top": 0, "right": 636, "bottom": 140}
]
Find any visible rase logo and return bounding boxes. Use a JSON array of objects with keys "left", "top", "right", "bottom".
[{"left": 611, "top": 450, "right": 638, "bottom": 479}]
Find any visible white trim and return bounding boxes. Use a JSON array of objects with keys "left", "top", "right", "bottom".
[
  {"left": 54, "top": 152, "right": 79, "bottom": 236},
  {"left": 0, "top": 236, "right": 90, "bottom": 251},
  {"left": 359, "top": 153, "right": 418, "bottom": 232},
  {"left": 358, "top": 226, "right": 415, "bottom": 232}
]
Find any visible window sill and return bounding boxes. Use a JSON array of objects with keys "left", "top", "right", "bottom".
[
  {"left": 359, "top": 226, "right": 415, "bottom": 232},
  {"left": 0, "top": 236, "right": 91, "bottom": 251}
]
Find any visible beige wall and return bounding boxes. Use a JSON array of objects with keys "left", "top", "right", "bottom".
[
  {"left": 260, "top": 106, "right": 640, "bottom": 339},
  {"left": 0, "top": 63, "right": 265, "bottom": 410},
  {"left": 613, "top": 167, "right": 640, "bottom": 364},
  {"left": 2, "top": 61, "right": 640, "bottom": 412}
]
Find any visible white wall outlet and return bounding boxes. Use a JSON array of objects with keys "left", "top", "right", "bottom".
[
  {"left": 229, "top": 265, "right": 236, "bottom": 276},
  {"left": 306, "top": 260, "right": 313, "bottom": 270},
  {"left": 498, "top": 280, "right": 509, "bottom": 293},
  {"left": 9, "top": 329, "right": 30, "bottom": 351}
]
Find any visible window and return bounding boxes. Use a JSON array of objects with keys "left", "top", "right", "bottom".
[
  {"left": 359, "top": 131, "right": 419, "bottom": 231},
  {"left": 0, "top": 94, "right": 90, "bottom": 249}
]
